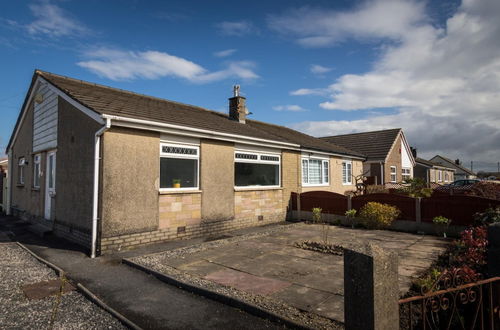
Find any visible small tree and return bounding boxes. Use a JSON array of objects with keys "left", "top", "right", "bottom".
[
  {"left": 397, "top": 178, "right": 432, "bottom": 197},
  {"left": 312, "top": 207, "right": 330, "bottom": 244},
  {"left": 345, "top": 209, "right": 357, "bottom": 228}
]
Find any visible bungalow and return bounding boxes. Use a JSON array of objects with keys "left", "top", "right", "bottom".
[
  {"left": 414, "top": 158, "right": 455, "bottom": 185},
  {"left": 6, "top": 70, "right": 364, "bottom": 256},
  {"left": 429, "top": 155, "right": 476, "bottom": 180},
  {"left": 321, "top": 128, "right": 415, "bottom": 185}
]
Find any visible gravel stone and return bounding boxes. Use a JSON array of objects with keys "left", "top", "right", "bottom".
[{"left": 0, "top": 243, "right": 126, "bottom": 330}]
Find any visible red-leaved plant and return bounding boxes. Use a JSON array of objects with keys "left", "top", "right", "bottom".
[{"left": 450, "top": 225, "right": 488, "bottom": 274}]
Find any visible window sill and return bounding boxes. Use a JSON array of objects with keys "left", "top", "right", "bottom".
[
  {"left": 342, "top": 182, "right": 353, "bottom": 186},
  {"left": 234, "top": 186, "right": 282, "bottom": 191},
  {"left": 16, "top": 184, "right": 25, "bottom": 188},
  {"left": 159, "top": 189, "right": 202, "bottom": 195},
  {"left": 302, "top": 183, "right": 330, "bottom": 187},
  {"left": 32, "top": 187, "right": 40, "bottom": 192}
]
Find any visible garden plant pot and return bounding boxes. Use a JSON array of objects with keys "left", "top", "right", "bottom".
[
  {"left": 173, "top": 183, "right": 181, "bottom": 188},
  {"left": 434, "top": 224, "right": 449, "bottom": 238}
]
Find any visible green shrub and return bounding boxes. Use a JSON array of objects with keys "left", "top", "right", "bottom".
[
  {"left": 359, "top": 202, "right": 400, "bottom": 229},
  {"left": 365, "top": 185, "right": 389, "bottom": 194},
  {"left": 474, "top": 207, "right": 500, "bottom": 226},
  {"left": 397, "top": 178, "right": 433, "bottom": 197},
  {"left": 345, "top": 209, "right": 357, "bottom": 218},
  {"left": 433, "top": 216, "right": 451, "bottom": 225},
  {"left": 312, "top": 207, "right": 322, "bottom": 223}
]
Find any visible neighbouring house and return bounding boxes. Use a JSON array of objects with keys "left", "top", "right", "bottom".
[
  {"left": 414, "top": 157, "right": 455, "bottom": 185},
  {"left": 0, "top": 158, "right": 8, "bottom": 213},
  {"left": 6, "top": 70, "right": 365, "bottom": 256},
  {"left": 430, "top": 155, "right": 476, "bottom": 180},
  {"left": 320, "top": 128, "right": 415, "bottom": 185}
]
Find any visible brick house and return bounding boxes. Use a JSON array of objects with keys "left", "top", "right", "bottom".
[
  {"left": 414, "top": 158, "right": 455, "bottom": 185},
  {"left": 320, "top": 128, "right": 415, "bottom": 185},
  {"left": 6, "top": 70, "right": 365, "bottom": 256}
]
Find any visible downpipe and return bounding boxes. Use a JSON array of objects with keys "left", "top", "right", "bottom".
[{"left": 91, "top": 117, "right": 111, "bottom": 258}]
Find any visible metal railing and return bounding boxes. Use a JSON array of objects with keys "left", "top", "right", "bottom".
[{"left": 399, "top": 269, "right": 500, "bottom": 329}]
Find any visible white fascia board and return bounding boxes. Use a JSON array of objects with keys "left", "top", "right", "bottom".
[
  {"left": 39, "top": 77, "right": 104, "bottom": 124},
  {"left": 301, "top": 149, "right": 365, "bottom": 160},
  {"left": 104, "top": 114, "right": 300, "bottom": 150}
]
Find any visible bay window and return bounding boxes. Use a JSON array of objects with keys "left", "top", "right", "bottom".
[
  {"left": 235, "top": 151, "right": 280, "bottom": 187},
  {"left": 302, "top": 157, "right": 329, "bottom": 186},
  {"left": 160, "top": 143, "right": 199, "bottom": 190}
]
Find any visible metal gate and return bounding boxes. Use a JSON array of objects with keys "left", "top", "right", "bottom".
[{"left": 399, "top": 269, "right": 500, "bottom": 329}]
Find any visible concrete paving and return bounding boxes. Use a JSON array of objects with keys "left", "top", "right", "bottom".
[
  {"left": 135, "top": 224, "right": 450, "bottom": 323},
  {"left": 0, "top": 215, "right": 286, "bottom": 330}
]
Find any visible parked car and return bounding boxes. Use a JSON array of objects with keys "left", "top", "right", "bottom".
[{"left": 446, "top": 179, "right": 480, "bottom": 187}]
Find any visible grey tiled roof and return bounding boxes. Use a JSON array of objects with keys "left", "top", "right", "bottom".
[
  {"left": 415, "top": 157, "right": 455, "bottom": 170},
  {"left": 37, "top": 70, "right": 364, "bottom": 158},
  {"left": 320, "top": 128, "right": 401, "bottom": 161},
  {"left": 431, "top": 155, "right": 476, "bottom": 175}
]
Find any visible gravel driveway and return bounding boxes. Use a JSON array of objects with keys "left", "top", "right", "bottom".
[{"left": 0, "top": 243, "right": 126, "bottom": 330}]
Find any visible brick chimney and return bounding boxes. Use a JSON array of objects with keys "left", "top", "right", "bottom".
[{"left": 229, "top": 85, "right": 247, "bottom": 124}]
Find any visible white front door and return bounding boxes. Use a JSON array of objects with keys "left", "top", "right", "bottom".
[{"left": 44, "top": 151, "right": 56, "bottom": 220}]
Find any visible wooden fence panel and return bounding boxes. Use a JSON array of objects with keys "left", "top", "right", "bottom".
[
  {"left": 292, "top": 191, "right": 348, "bottom": 215},
  {"left": 352, "top": 193, "right": 417, "bottom": 221},
  {"left": 421, "top": 195, "right": 500, "bottom": 226}
]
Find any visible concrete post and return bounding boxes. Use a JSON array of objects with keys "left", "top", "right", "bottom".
[
  {"left": 488, "top": 223, "right": 500, "bottom": 277},
  {"left": 415, "top": 197, "right": 421, "bottom": 223},
  {"left": 344, "top": 243, "right": 399, "bottom": 330},
  {"left": 347, "top": 195, "right": 352, "bottom": 211},
  {"left": 296, "top": 192, "right": 301, "bottom": 221}
]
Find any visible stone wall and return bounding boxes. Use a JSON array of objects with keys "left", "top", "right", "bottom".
[
  {"left": 159, "top": 192, "right": 202, "bottom": 229},
  {"left": 101, "top": 212, "right": 283, "bottom": 253},
  {"left": 234, "top": 189, "right": 284, "bottom": 221}
]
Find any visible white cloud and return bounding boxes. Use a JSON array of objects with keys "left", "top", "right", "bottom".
[
  {"left": 26, "top": 2, "right": 88, "bottom": 37},
  {"left": 268, "top": 0, "right": 426, "bottom": 47},
  {"left": 77, "top": 48, "right": 259, "bottom": 83},
  {"left": 213, "top": 49, "right": 237, "bottom": 57},
  {"left": 290, "top": 88, "right": 328, "bottom": 96},
  {"left": 310, "top": 64, "right": 333, "bottom": 75},
  {"left": 216, "top": 20, "right": 254, "bottom": 36},
  {"left": 280, "top": 0, "right": 500, "bottom": 166},
  {"left": 273, "top": 105, "right": 307, "bottom": 112}
]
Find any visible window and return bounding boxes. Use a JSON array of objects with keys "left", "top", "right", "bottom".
[
  {"left": 390, "top": 166, "right": 397, "bottom": 183},
  {"left": 18, "top": 157, "right": 25, "bottom": 185},
  {"left": 47, "top": 152, "right": 56, "bottom": 190},
  {"left": 33, "top": 154, "right": 41, "bottom": 188},
  {"left": 342, "top": 160, "right": 352, "bottom": 185},
  {"left": 438, "top": 170, "right": 442, "bottom": 182},
  {"left": 302, "top": 157, "right": 329, "bottom": 186},
  {"left": 402, "top": 168, "right": 411, "bottom": 181},
  {"left": 160, "top": 143, "right": 199, "bottom": 189},
  {"left": 444, "top": 172, "right": 449, "bottom": 182},
  {"left": 235, "top": 151, "right": 280, "bottom": 187}
]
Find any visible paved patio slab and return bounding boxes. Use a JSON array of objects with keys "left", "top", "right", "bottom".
[{"left": 132, "top": 224, "right": 450, "bottom": 324}]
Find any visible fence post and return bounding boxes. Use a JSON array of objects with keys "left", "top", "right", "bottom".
[
  {"left": 347, "top": 195, "right": 352, "bottom": 211},
  {"left": 415, "top": 197, "right": 421, "bottom": 224},
  {"left": 488, "top": 223, "right": 500, "bottom": 277},
  {"left": 297, "top": 192, "right": 301, "bottom": 221},
  {"left": 344, "top": 243, "right": 399, "bottom": 330}
]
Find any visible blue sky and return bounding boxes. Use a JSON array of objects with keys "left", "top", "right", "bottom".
[{"left": 1, "top": 0, "right": 499, "bottom": 171}]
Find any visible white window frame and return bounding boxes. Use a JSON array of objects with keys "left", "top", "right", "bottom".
[
  {"left": 444, "top": 171, "right": 449, "bottom": 182},
  {"left": 302, "top": 155, "right": 330, "bottom": 187},
  {"left": 342, "top": 160, "right": 352, "bottom": 185},
  {"left": 390, "top": 166, "right": 397, "bottom": 183},
  {"left": 159, "top": 142, "right": 200, "bottom": 192},
  {"left": 18, "top": 157, "right": 25, "bottom": 185},
  {"left": 33, "top": 154, "right": 41, "bottom": 188},
  {"left": 234, "top": 150, "right": 281, "bottom": 189},
  {"left": 438, "top": 170, "right": 442, "bottom": 182},
  {"left": 402, "top": 167, "right": 411, "bottom": 181}
]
